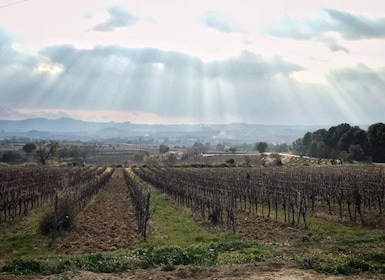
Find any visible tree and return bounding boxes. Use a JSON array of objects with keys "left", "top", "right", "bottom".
[
  {"left": 348, "top": 144, "right": 367, "bottom": 162},
  {"left": 23, "top": 143, "right": 37, "bottom": 154},
  {"left": 367, "top": 123, "right": 385, "bottom": 162},
  {"left": 338, "top": 126, "right": 367, "bottom": 152},
  {"left": 166, "top": 152, "right": 177, "bottom": 166},
  {"left": 255, "top": 142, "right": 268, "bottom": 153},
  {"left": 291, "top": 138, "right": 303, "bottom": 155},
  {"left": 204, "top": 142, "right": 211, "bottom": 152},
  {"left": 35, "top": 140, "right": 59, "bottom": 165},
  {"left": 159, "top": 144, "right": 170, "bottom": 154},
  {"left": 277, "top": 143, "right": 289, "bottom": 153},
  {"left": 192, "top": 142, "right": 205, "bottom": 158},
  {"left": 302, "top": 132, "right": 313, "bottom": 154},
  {"left": 324, "top": 123, "right": 352, "bottom": 155}
]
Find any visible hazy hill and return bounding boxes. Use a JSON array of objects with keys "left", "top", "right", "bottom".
[{"left": 0, "top": 118, "right": 325, "bottom": 143}]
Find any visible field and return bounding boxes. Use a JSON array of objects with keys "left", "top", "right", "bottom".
[{"left": 1, "top": 154, "right": 385, "bottom": 279}]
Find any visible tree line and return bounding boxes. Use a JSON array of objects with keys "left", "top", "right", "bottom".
[{"left": 292, "top": 122, "right": 385, "bottom": 163}]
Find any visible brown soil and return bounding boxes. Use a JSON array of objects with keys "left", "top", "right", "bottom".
[
  {"left": 55, "top": 168, "right": 140, "bottom": 253},
  {"left": 1, "top": 168, "right": 383, "bottom": 279}
]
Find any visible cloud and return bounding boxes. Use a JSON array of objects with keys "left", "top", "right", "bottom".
[
  {"left": 0, "top": 28, "right": 16, "bottom": 49},
  {"left": 202, "top": 11, "right": 246, "bottom": 34},
  {"left": 267, "top": 8, "right": 385, "bottom": 53},
  {"left": 319, "top": 36, "right": 349, "bottom": 53},
  {"left": 268, "top": 8, "right": 385, "bottom": 40},
  {"left": 324, "top": 64, "right": 385, "bottom": 122},
  {"left": 1, "top": 26, "right": 384, "bottom": 125},
  {"left": 326, "top": 41, "right": 349, "bottom": 53},
  {"left": 0, "top": 40, "right": 307, "bottom": 123},
  {"left": 325, "top": 8, "right": 385, "bottom": 40},
  {"left": 327, "top": 64, "right": 385, "bottom": 92},
  {"left": 92, "top": 6, "right": 139, "bottom": 32},
  {"left": 206, "top": 51, "right": 305, "bottom": 80}
]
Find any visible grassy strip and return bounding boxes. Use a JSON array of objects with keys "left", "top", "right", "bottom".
[
  {"left": 131, "top": 168, "right": 266, "bottom": 266},
  {"left": 301, "top": 253, "right": 385, "bottom": 275},
  {"left": 0, "top": 204, "right": 55, "bottom": 265},
  {"left": 297, "top": 216, "right": 385, "bottom": 275},
  {"left": 2, "top": 239, "right": 265, "bottom": 275},
  {"left": 2, "top": 253, "right": 143, "bottom": 275}
]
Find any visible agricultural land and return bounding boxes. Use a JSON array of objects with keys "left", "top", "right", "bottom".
[{"left": 1, "top": 144, "right": 385, "bottom": 280}]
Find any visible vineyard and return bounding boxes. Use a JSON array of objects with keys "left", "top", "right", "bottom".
[
  {"left": 1, "top": 163, "right": 385, "bottom": 279},
  {"left": 133, "top": 165, "right": 385, "bottom": 230},
  {"left": 0, "top": 165, "right": 113, "bottom": 235}
]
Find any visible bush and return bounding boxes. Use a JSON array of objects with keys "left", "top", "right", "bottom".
[
  {"left": 39, "top": 203, "right": 75, "bottom": 235},
  {"left": 2, "top": 259, "right": 42, "bottom": 275},
  {"left": 226, "top": 158, "right": 235, "bottom": 165},
  {"left": 1, "top": 151, "right": 21, "bottom": 162}
]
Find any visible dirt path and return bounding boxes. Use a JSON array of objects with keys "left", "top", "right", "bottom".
[{"left": 56, "top": 168, "right": 140, "bottom": 253}]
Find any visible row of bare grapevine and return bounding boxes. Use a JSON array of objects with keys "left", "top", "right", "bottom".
[
  {"left": 133, "top": 165, "right": 385, "bottom": 229},
  {"left": 57, "top": 166, "right": 112, "bottom": 213},
  {"left": 0, "top": 166, "right": 65, "bottom": 223},
  {"left": 132, "top": 166, "right": 235, "bottom": 231},
  {"left": 48, "top": 166, "right": 113, "bottom": 246},
  {"left": 0, "top": 166, "right": 112, "bottom": 225},
  {"left": 123, "top": 168, "right": 150, "bottom": 240}
]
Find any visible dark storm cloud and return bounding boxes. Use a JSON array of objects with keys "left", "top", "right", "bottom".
[
  {"left": 93, "top": 6, "right": 139, "bottom": 32},
  {"left": 202, "top": 11, "right": 246, "bottom": 34}
]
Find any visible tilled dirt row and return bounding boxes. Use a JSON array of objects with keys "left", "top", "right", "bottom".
[{"left": 56, "top": 168, "right": 140, "bottom": 254}]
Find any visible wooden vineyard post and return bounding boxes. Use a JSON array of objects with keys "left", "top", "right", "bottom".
[
  {"left": 227, "top": 190, "right": 235, "bottom": 232},
  {"left": 49, "top": 194, "right": 59, "bottom": 247},
  {"left": 142, "top": 192, "right": 151, "bottom": 241}
]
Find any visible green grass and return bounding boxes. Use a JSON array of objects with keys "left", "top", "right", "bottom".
[
  {"left": 297, "top": 215, "right": 385, "bottom": 275},
  {"left": 133, "top": 178, "right": 266, "bottom": 267},
  {"left": 0, "top": 205, "right": 56, "bottom": 263},
  {"left": 306, "top": 215, "right": 385, "bottom": 250},
  {"left": 140, "top": 193, "right": 239, "bottom": 248}
]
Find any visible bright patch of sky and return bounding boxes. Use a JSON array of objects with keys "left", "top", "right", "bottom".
[{"left": 0, "top": 0, "right": 384, "bottom": 125}]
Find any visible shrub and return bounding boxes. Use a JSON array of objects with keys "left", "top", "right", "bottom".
[
  {"left": 226, "top": 158, "right": 235, "bottom": 165},
  {"left": 39, "top": 203, "right": 75, "bottom": 236},
  {"left": 2, "top": 259, "right": 42, "bottom": 275}
]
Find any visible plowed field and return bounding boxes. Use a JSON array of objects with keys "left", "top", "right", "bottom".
[{"left": 56, "top": 168, "right": 140, "bottom": 254}]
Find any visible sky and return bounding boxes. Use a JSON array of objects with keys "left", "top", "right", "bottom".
[{"left": 0, "top": 0, "right": 384, "bottom": 125}]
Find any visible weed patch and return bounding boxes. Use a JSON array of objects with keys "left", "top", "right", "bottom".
[
  {"left": 301, "top": 253, "right": 385, "bottom": 275},
  {"left": 2, "top": 259, "right": 42, "bottom": 275}
]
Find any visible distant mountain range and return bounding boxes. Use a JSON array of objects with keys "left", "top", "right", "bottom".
[{"left": 0, "top": 117, "right": 327, "bottom": 144}]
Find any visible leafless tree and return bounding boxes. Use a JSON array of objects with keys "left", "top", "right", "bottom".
[{"left": 35, "top": 140, "right": 59, "bottom": 165}]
